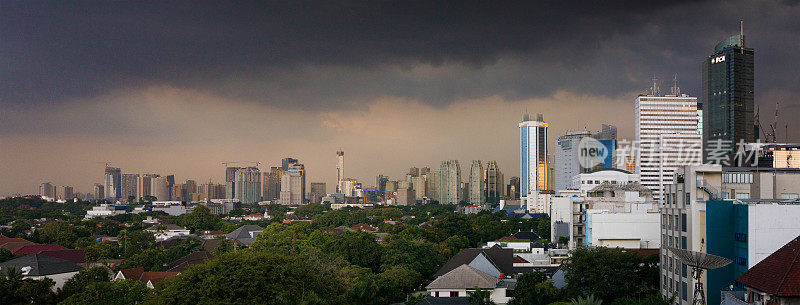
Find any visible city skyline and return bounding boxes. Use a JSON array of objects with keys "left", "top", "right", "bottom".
[{"left": 3, "top": 2, "right": 800, "bottom": 196}]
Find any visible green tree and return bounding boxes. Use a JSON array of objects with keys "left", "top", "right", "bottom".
[
  {"left": 59, "top": 266, "right": 112, "bottom": 299},
  {"left": 563, "top": 248, "right": 658, "bottom": 301},
  {"left": 467, "top": 287, "right": 496, "bottom": 305},
  {"left": 151, "top": 250, "right": 348, "bottom": 304},
  {"left": 381, "top": 237, "right": 441, "bottom": 278},
  {"left": 570, "top": 294, "right": 603, "bottom": 305},
  {"left": 294, "top": 204, "right": 329, "bottom": 218},
  {"left": 178, "top": 205, "right": 220, "bottom": 233},
  {"left": 510, "top": 272, "right": 563, "bottom": 305},
  {"left": 118, "top": 229, "right": 156, "bottom": 258},
  {"left": 0, "top": 248, "right": 13, "bottom": 262},
  {"left": 38, "top": 220, "right": 81, "bottom": 247},
  {"left": 0, "top": 267, "right": 57, "bottom": 305},
  {"left": 82, "top": 241, "right": 122, "bottom": 262},
  {"left": 61, "top": 280, "right": 151, "bottom": 305},
  {"left": 121, "top": 247, "right": 167, "bottom": 271},
  {"left": 375, "top": 266, "right": 423, "bottom": 303},
  {"left": 213, "top": 238, "right": 234, "bottom": 256},
  {"left": 319, "top": 231, "right": 383, "bottom": 272}
]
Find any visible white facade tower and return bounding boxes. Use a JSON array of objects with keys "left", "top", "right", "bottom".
[
  {"left": 468, "top": 160, "right": 484, "bottom": 204},
  {"left": 336, "top": 150, "right": 344, "bottom": 193},
  {"left": 520, "top": 114, "right": 548, "bottom": 199},
  {"left": 635, "top": 93, "right": 702, "bottom": 203}
]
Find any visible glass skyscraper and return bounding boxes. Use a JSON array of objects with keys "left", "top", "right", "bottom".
[
  {"left": 702, "top": 34, "right": 754, "bottom": 162},
  {"left": 519, "top": 114, "right": 548, "bottom": 198}
]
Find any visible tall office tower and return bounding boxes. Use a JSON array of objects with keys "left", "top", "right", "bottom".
[
  {"left": 411, "top": 175, "right": 426, "bottom": 199},
  {"left": 39, "top": 182, "right": 55, "bottom": 199},
  {"left": 172, "top": 183, "right": 185, "bottom": 201},
  {"left": 408, "top": 167, "right": 420, "bottom": 179},
  {"left": 438, "top": 160, "right": 461, "bottom": 204},
  {"left": 120, "top": 174, "right": 139, "bottom": 201},
  {"left": 281, "top": 158, "right": 299, "bottom": 170},
  {"left": 150, "top": 176, "right": 170, "bottom": 201},
  {"left": 225, "top": 167, "right": 239, "bottom": 199},
  {"left": 592, "top": 124, "right": 618, "bottom": 170},
  {"left": 234, "top": 167, "right": 262, "bottom": 205},
  {"left": 483, "top": 161, "right": 504, "bottom": 204},
  {"left": 199, "top": 182, "right": 226, "bottom": 200},
  {"left": 385, "top": 181, "right": 398, "bottom": 193},
  {"left": 507, "top": 176, "right": 520, "bottom": 199},
  {"left": 279, "top": 163, "right": 305, "bottom": 205},
  {"left": 376, "top": 175, "right": 389, "bottom": 193},
  {"left": 93, "top": 183, "right": 104, "bottom": 201},
  {"left": 310, "top": 182, "right": 326, "bottom": 204},
  {"left": 137, "top": 174, "right": 158, "bottom": 200},
  {"left": 702, "top": 32, "right": 754, "bottom": 162},
  {"left": 264, "top": 167, "right": 282, "bottom": 201},
  {"left": 426, "top": 170, "right": 440, "bottom": 202},
  {"left": 593, "top": 124, "right": 618, "bottom": 140},
  {"left": 419, "top": 167, "right": 430, "bottom": 176},
  {"left": 520, "top": 114, "right": 548, "bottom": 199},
  {"left": 555, "top": 130, "right": 591, "bottom": 191},
  {"left": 104, "top": 166, "right": 121, "bottom": 200},
  {"left": 336, "top": 151, "right": 344, "bottom": 193},
  {"left": 55, "top": 186, "right": 74, "bottom": 201},
  {"left": 165, "top": 175, "right": 175, "bottom": 200},
  {"left": 468, "top": 160, "right": 484, "bottom": 204},
  {"left": 184, "top": 180, "right": 197, "bottom": 200},
  {"left": 635, "top": 91, "right": 703, "bottom": 203}
]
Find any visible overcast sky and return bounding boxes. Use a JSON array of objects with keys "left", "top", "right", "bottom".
[{"left": 2, "top": 1, "right": 799, "bottom": 196}]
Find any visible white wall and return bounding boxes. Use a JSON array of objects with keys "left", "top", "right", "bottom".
[
  {"left": 748, "top": 204, "right": 800, "bottom": 267},
  {"left": 587, "top": 210, "right": 661, "bottom": 249},
  {"left": 29, "top": 272, "right": 79, "bottom": 290}
]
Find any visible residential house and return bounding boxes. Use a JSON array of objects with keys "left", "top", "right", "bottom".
[
  {"left": 425, "top": 264, "right": 513, "bottom": 304},
  {"left": 114, "top": 267, "right": 180, "bottom": 289},
  {"left": 722, "top": 235, "right": 800, "bottom": 305},
  {"left": 225, "top": 225, "right": 264, "bottom": 246},
  {"left": 165, "top": 251, "right": 213, "bottom": 272},
  {"left": 145, "top": 224, "right": 191, "bottom": 241},
  {"left": 0, "top": 254, "right": 83, "bottom": 289}
]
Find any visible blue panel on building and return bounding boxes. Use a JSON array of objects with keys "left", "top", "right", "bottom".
[
  {"left": 706, "top": 200, "right": 748, "bottom": 305},
  {"left": 599, "top": 140, "right": 616, "bottom": 169}
]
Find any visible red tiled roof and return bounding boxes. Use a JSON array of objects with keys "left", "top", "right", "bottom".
[
  {"left": 737, "top": 235, "right": 800, "bottom": 297},
  {"left": 352, "top": 223, "right": 377, "bottom": 231},
  {"left": 0, "top": 239, "right": 38, "bottom": 252},
  {"left": 12, "top": 244, "right": 68, "bottom": 255},
  {"left": 140, "top": 271, "right": 180, "bottom": 284},
  {"left": 119, "top": 267, "right": 144, "bottom": 281},
  {"left": 39, "top": 249, "right": 86, "bottom": 264},
  {"left": 513, "top": 255, "right": 529, "bottom": 263}
]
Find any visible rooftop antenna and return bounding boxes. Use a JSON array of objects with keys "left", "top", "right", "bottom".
[
  {"left": 651, "top": 74, "right": 660, "bottom": 96},
  {"left": 669, "top": 247, "right": 731, "bottom": 305},
  {"left": 740, "top": 20, "right": 745, "bottom": 53}
]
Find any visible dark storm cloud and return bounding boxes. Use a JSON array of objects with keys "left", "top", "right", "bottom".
[{"left": 2, "top": 0, "right": 721, "bottom": 108}]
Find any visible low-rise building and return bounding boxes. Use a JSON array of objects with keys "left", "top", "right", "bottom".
[
  {"left": 145, "top": 224, "right": 191, "bottom": 241},
  {"left": 0, "top": 254, "right": 83, "bottom": 290}
]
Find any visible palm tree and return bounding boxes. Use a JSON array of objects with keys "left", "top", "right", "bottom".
[
  {"left": 570, "top": 294, "right": 603, "bottom": 305},
  {"left": 467, "top": 287, "right": 496, "bottom": 305}
]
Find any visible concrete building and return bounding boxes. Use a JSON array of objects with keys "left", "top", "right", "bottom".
[
  {"left": 279, "top": 163, "right": 305, "bottom": 205},
  {"left": 635, "top": 93, "right": 702, "bottom": 202},
  {"left": 439, "top": 160, "right": 461, "bottom": 204},
  {"left": 550, "top": 181, "right": 656, "bottom": 250},
  {"left": 55, "top": 186, "right": 74, "bottom": 201},
  {"left": 150, "top": 176, "right": 170, "bottom": 201},
  {"left": 395, "top": 187, "right": 415, "bottom": 206},
  {"left": 120, "top": 173, "right": 138, "bottom": 201},
  {"left": 39, "top": 182, "right": 55, "bottom": 200},
  {"left": 234, "top": 167, "right": 261, "bottom": 205},
  {"left": 137, "top": 174, "right": 159, "bottom": 200},
  {"left": 555, "top": 130, "right": 591, "bottom": 192},
  {"left": 507, "top": 176, "right": 520, "bottom": 200},
  {"left": 411, "top": 175, "right": 426, "bottom": 199},
  {"left": 484, "top": 161, "right": 504, "bottom": 204},
  {"left": 660, "top": 164, "right": 800, "bottom": 305},
  {"left": 263, "top": 167, "right": 282, "bottom": 201},
  {"left": 336, "top": 150, "right": 344, "bottom": 193},
  {"left": 225, "top": 166, "right": 239, "bottom": 199},
  {"left": 92, "top": 183, "right": 104, "bottom": 202},
  {"left": 571, "top": 168, "right": 640, "bottom": 197},
  {"left": 104, "top": 166, "right": 121, "bottom": 200},
  {"left": 198, "top": 182, "right": 225, "bottom": 200},
  {"left": 310, "top": 182, "right": 326, "bottom": 204},
  {"left": 468, "top": 160, "right": 484, "bottom": 204},
  {"left": 427, "top": 171, "right": 440, "bottom": 202}
]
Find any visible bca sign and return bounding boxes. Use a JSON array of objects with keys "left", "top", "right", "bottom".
[{"left": 578, "top": 137, "right": 609, "bottom": 169}]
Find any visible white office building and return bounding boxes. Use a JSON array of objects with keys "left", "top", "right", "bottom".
[
  {"left": 635, "top": 94, "right": 702, "bottom": 203},
  {"left": 439, "top": 160, "right": 461, "bottom": 204},
  {"left": 555, "top": 130, "right": 591, "bottom": 191},
  {"left": 279, "top": 164, "right": 305, "bottom": 205},
  {"left": 468, "top": 160, "right": 484, "bottom": 204},
  {"left": 520, "top": 114, "right": 548, "bottom": 212}
]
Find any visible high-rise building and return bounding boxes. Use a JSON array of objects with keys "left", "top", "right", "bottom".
[
  {"left": 411, "top": 175, "right": 426, "bottom": 199},
  {"left": 263, "top": 167, "right": 282, "bottom": 201},
  {"left": 282, "top": 158, "right": 299, "bottom": 170},
  {"left": 336, "top": 151, "right": 344, "bottom": 193},
  {"left": 555, "top": 130, "right": 591, "bottom": 191},
  {"left": 104, "top": 166, "right": 121, "bottom": 200},
  {"left": 55, "top": 186, "right": 73, "bottom": 201},
  {"left": 172, "top": 183, "right": 185, "bottom": 201},
  {"left": 165, "top": 175, "right": 175, "bottom": 200},
  {"left": 225, "top": 167, "right": 239, "bottom": 199},
  {"left": 199, "top": 182, "right": 226, "bottom": 200},
  {"left": 468, "top": 160, "right": 484, "bottom": 204},
  {"left": 702, "top": 32, "right": 754, "bottom": 162},
  {"left": 137, "top": 174, "right": 159, "bottom": 200},
  {"left": 310, "top": 182, "right": 326, "bottom": 204},
  {"left": 439, "top": 160, "right": 461, "bottom": 204},
  {"left": 185, "top": 180, "right": 197, "bottom": 195},
  {"left": 151, "top": 176, "right": 169, "bottom": 201},
  {"left": 520, "top": 114, "right": 548, "bottom": 199},
  {"left": 483, "top": 161, "right": 504, "bottom": 204},
  {"left": 234, "top": 167, "right": 261, "bottom": 205},
  {"left": 93, "top": 183, "right": 104, "bottom": 201},
  {"left": 39, "top": 182, "right": 55, "bottom": 199},
  {"left": 279, "top": 163, "right": 305, "bottom": 205},
  {"left": 426, "top": 171, "right": 440, "bottom": 202},
  {"left": 635, "top": 92, "right": 702, "bottom": 202},
  {"left": 507, "top": 176, "right": 520, "bottom": 199},
  {"left": 120, "top": 173, "right": 139, "bottom": 201},
  {"left": 419, "top": 167, "right": 430, "bottom": 176}
]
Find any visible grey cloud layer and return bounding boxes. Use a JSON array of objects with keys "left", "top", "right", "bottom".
[{"left": 7, "top": 0, "right": 798, "bottom": 111}]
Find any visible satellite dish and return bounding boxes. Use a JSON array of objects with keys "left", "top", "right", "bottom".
[{"left": 666, "top": 247, "right": 731, "bottom": 305}]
